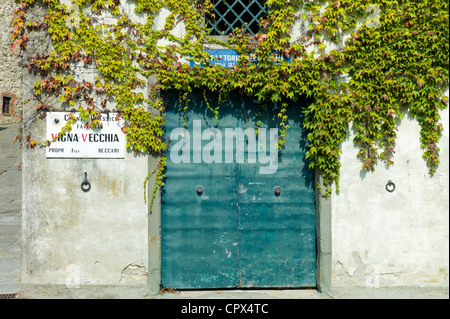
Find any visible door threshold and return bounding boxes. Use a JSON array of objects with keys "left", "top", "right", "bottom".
[
  {"left": 155, "top": 286, "right": 325, "bottom": 299},
  {"left": 164, "top": 286, "right": 317, "bottom": 291}
]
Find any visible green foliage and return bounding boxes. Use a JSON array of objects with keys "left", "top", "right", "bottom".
[{"left": 11, "top": 0, "right": 449, "bottom": 201}]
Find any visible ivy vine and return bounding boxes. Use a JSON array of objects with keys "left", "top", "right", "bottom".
[{"left": 10, "top": 0, "right": 449, "bottom": 202}]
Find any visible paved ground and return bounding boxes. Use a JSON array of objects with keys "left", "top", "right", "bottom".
[{"left": 0, "top": 123, "right": 22, "bottom": 295}]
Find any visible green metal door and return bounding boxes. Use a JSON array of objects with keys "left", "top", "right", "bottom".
[{"left": 161, "top": 90, "right": 316, "bottom": 288}]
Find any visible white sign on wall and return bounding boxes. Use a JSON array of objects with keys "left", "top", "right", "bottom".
[{"left": 46, "top": 112, "right": 125, "bottom": 158}]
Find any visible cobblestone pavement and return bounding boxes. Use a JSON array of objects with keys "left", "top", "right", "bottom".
[{"left": 0, "top": 123, "right": 22, "bottom": 295}]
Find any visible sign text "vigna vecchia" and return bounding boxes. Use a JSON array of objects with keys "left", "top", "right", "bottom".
[{"left": 46, "top": 112, "right": 125, "bottom": 158}]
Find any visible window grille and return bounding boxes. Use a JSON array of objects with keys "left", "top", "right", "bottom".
[
  {"left": 207, "top": 0, "right": 267, "bottom": 36},
  {"left": 2, "top": 96, "right": 11, "bottom": 114}
]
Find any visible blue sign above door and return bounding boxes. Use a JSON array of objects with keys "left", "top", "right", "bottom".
[{"left": 190, "top": 49, "right": 290, "bottom": 68}]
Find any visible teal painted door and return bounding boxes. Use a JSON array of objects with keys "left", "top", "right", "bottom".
[{"left": 161, "top": 90, "right": 316, "bottom": 288}]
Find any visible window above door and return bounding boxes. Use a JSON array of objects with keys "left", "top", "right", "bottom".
[{"left": 207, "top": 0, "right": 268, "bottom": 36}]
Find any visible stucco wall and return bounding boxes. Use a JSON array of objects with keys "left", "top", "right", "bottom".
[
  {"left": 20, "top": 119, "right": 151, "bottom": 298},
  {"left": 18, "top": 7, "right": 152, "bottom": 298},
  {"left": 332, "top": 105, "right": 449, "bottom": 288},
  {"left": 22, "top": 159, "right": 150, "bottom": 296}
]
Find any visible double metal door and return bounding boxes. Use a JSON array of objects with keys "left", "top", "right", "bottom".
[{"left": 161, "top": 90, "right": 316, "bottom": 288}]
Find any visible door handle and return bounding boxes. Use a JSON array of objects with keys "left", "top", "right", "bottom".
[
  {"left": 195, "top": 185, "right": 204, "bottom": 195},
  {"left": 273, "top": 186, "right": 282, "bottom": 196}
]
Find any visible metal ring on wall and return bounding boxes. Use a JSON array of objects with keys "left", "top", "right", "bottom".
[
  {"left": 81, "top": 172, "right": 91, "bottom": 193},
  {"left": 385, "top": 180, "right": 395, "bottom": 193}
]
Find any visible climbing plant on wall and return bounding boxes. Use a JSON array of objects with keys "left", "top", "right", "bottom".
[{"left": 10, "top": 0, "right": 449, "bottom": 201}]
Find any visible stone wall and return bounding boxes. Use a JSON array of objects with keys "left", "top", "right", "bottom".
[{"left": 0, "top": 0, "right": 22, "bottom": 124}]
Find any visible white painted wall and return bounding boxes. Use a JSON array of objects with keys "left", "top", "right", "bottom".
[
  {"left": 19, "top": 3, "right": 152, "bottom": 297},
  {"left": 332, "top": 105, "right": 449, "bottom": 288},
  {"left": 21, "top": 120, "right": 150, "bottom": 294}
]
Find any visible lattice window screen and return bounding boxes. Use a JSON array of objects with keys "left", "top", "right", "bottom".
[{"left": 207, "top": 0, "right": 267, "bottom": 35}]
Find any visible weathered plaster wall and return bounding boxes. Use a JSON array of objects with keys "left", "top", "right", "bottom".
[
  {"left": 296, "top": 4, "right": 448, "bottom": 290},
  {"left": 0, "top": 0, "right": 22, "bottom": 123},
  {"left": 20, "top": 103, "right": 151, "bottom": 296},
  {"left": 20, "top": 119, "right": 151, "bottom": 298},
  {"left": 332, "top": 104, "right": 449, "bottom": 288},
  {"left": 19, "top": 7, "right": 151, "bottom": 298}
]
